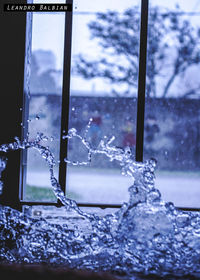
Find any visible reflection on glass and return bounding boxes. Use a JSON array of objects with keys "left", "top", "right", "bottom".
[
  {"left": 144, "top": 0, "right": 200, "bottom": 207},
  {"left": 25, "top": 1, "right": 65, "bottom": 202},
  {"left": 66, "top": 0, "right": 140, "bottom": 204}
]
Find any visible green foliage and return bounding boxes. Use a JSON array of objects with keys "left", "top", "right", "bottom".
[{"left": 25, "top": 184, "right": 80, "bottom": 201}]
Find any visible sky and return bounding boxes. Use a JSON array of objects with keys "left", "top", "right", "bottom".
[
  {"left": 32, "top": 0, "right": 140, "bottom": 69},
  {"left": 31, "top": 0, "right": 200, "bottom": 95}
]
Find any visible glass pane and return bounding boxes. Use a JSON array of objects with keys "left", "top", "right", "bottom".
[
  {"left": 66, "top": 0, "right": 141, "bottom": 204},
  {"left": 24, "top": 0, "right": 66, "bottom": 202},
  {"left": 144, "top": 0, "right": 200, "bottom": 208}
]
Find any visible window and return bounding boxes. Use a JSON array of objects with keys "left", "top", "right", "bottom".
[
  {"left": 144, "top": 0, "right": 200, "bottom": 208},
  {"left": 25, "top": 0, "right": 66, "bottom": 203},
  {"left": 24, "top": 0, "right": 141, "bottom": 208},
  {"left": 66, "top": 0, "right": 141, "bottom": 205},
  {"left": 0, "top": 0, "right": 200, "bottom": 211}
]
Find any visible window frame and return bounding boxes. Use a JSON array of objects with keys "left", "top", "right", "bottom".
[{"left": 21, "top": 0, "right": 149, "bottom": 210}]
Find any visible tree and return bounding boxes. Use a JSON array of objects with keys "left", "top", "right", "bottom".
[
  {"left": 30, "top": 51, "right": 58, "bottom": 94},
  {"left": 74, "top": 6, "right": 200, "bottom": 98}
]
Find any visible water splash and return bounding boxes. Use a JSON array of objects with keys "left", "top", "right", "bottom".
[
  {"left": 0, "top": 127, "right": 200, "bottom": 278},
  {"left": 0, "top": 157, "right": 7, "bottom": 195}
]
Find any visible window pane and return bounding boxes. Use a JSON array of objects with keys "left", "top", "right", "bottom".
[
  {"left": 24, "top": 0, "right": 65, "bottom": 202},
  {"left": 66, "top": 0, "right": 140, "bottom": 204},
  {"left": 144, "top": 0, "right": 200, "bottom": 207}
]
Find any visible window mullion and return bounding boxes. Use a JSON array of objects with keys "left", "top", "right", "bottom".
[
  {"left": 135, "top": 0, "right": 149, "bottom": 162},
  {"left": 58, "top": 0, "right": 73, "bottom": 199}
]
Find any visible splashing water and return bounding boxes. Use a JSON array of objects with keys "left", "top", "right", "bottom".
[
  {"left": 0, "top": 127, "right": 200, "bottom": 279},
  {"left": 0, "top": 157, "right": 7, "bottom": 195}
]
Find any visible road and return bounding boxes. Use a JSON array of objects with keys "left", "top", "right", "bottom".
[{"left": 26, "top": 168, "right": 200, "bottom": 208}]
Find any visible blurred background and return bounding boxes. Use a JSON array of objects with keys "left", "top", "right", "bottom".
[{"left": 25, "top": 0, "right": 200, "bottom": 208}]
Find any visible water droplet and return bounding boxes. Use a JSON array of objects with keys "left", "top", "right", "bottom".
[
  {"left": 158, "top": 258, "right": 165, "bottom": 264},
  {"left": 176, "top": 214, "right": 189, "bottom": 228},
  {"left": 42, "top": 136, "right": 48, "bottom": 141},
  {"left": 68, "top": 128, "right": 77, "bottom": 137},
  {"left": 35, "top": 115, "right": 40, "bottom": 120},
  {"left": 147, "top": 189, "right": 161, "bottom": 203}
]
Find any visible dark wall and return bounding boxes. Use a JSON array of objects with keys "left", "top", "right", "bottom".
[{"left": 0, "top": 0, "right": 28, "bottom": 209}]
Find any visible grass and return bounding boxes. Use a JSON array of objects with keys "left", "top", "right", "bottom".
[{"left": 25, "top": 184, "right": 81, "bottom": 202}]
